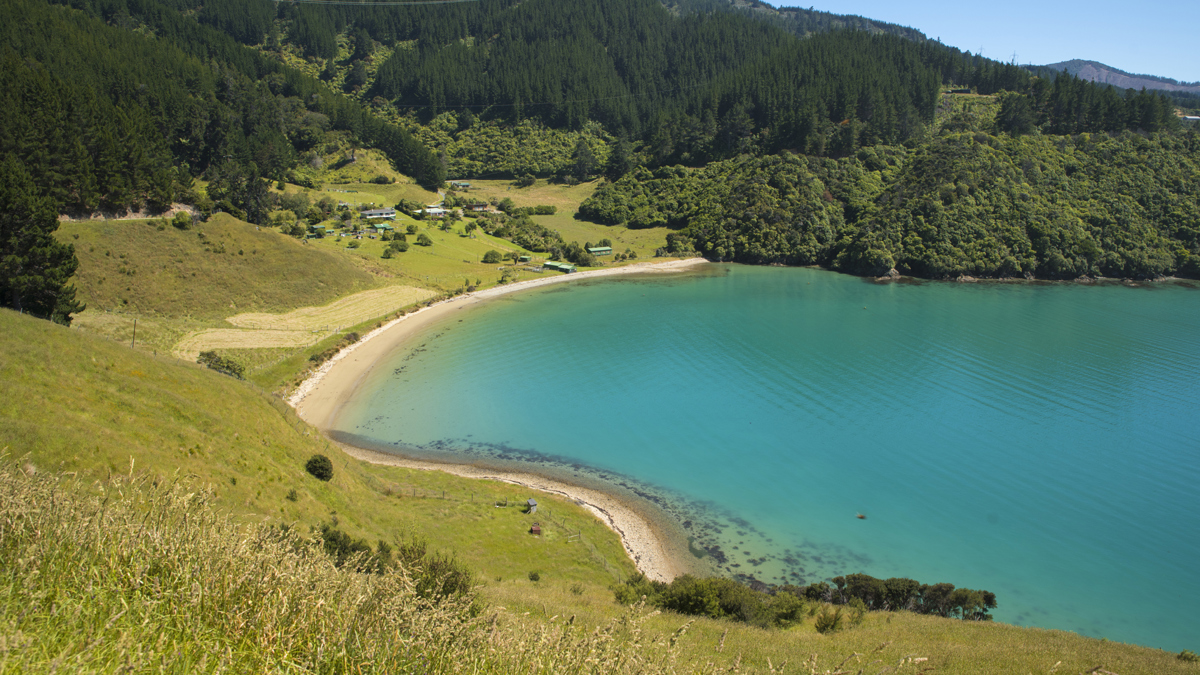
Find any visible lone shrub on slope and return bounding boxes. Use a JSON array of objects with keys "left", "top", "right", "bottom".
[{"left": 305, "top": 453, "right": 334, "bottom": 481}]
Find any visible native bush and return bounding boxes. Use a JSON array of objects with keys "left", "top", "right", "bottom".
[
  {"left": 197, "top": 350, "right": 245, "bottom": 379},
  {"left": 305, "top": 454, "right": 334, "bottom": 481},
  {"left": 814, "top": 604, "right": 844, "bottom": 634}
]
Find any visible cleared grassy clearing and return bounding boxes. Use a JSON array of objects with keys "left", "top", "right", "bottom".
[
  {"left": 449, "top": 177, "right": 671, "bottom": 259},
  {"left": 227, "top": 285, "right": 435, "bottom": 330},
  {"left": 59, "top": 213, "right": 377, "bottom": 318},
  {"left": 56, "top": 213, "right": 383, "bottom": 354},
  {"left": 310, "top": 220, "right": 548, "bottom": 289},
  {"left": 175, "top": 285, "right": 436, "bottom": 361},
  {"left": 536, "top": 213, "right": 672, "bottom": 259},
  {"left": 287, "top": 178, "right": 440, "bottom": 211},
  {"left": 456, "top": 177, "right": 602, "bottom": 211}
]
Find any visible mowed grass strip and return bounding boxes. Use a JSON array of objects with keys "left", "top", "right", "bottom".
[
  {"left": 174, "top": 285, "right": 436, "bottom": 359},
  {"left": 226, "top": 285, "right": 435, "bottom": 332},
  {"left": 174, "top": 328, "right": 318, "bottom": 360}
]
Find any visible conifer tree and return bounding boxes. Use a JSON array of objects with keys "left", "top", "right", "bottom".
[{"left": 0, "top": 156, "right": 84, "bottom": 325}]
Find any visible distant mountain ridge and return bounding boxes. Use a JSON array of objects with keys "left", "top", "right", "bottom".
[{"left": 1040, "top": 59, "right": 1200, "bottom": 93}]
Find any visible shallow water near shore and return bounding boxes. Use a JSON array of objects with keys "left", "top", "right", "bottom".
[{"left": 334, "top": 264, "right": 1200, "bottom": 651}]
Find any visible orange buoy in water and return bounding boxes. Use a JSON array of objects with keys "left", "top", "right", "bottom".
[{"left": 856, "top": 513, "right": 867, "bottom": 520}]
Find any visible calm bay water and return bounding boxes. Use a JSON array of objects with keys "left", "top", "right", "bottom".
[{"left": 335, "top": 265, "right": 1200, "bottom": 651}]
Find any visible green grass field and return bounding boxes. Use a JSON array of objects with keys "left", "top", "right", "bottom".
[
  {"left": 454, "top": 177, "right": 673, "bottom": 258},
  {"left": 306, "top": 217, "right": 547, "bottom": 288},
  {"left": 57, "top": 213, "right": 382, "bottom": 355}
]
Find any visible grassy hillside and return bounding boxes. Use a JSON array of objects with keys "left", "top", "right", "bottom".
[
  {"left": 56, "top": 174, "right": 674, "bottom": 375},
  {"left": 3, "top": 309, "right": 1197, "bottom": 673},
  {"left": 0, "top": 309, "right": 632, "bottom": 588},
  {"left": 57, "top": 213, "right": 382, "bottom": 355},
  {"left": 60, "top": 213, "right": 378, "bottom": 318}
]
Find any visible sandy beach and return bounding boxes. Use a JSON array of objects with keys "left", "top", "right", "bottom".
[{"left": 290, "top": 257, "right": 711, "bottom": 582}]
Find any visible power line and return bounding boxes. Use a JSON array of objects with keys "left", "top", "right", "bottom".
[
  {"left": 388, "top": 81, "right": 712, "bottom": 110},
  {"left": 277, "top": 0, "right": 483, "bottom": 5}
]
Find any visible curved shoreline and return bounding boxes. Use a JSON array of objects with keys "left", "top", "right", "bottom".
[{"left": 288, "top": 257, "right": 712, "bottom": 582}]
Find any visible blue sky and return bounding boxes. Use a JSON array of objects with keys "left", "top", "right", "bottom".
[{"left": 791, "top": 1, "right": 1200, "bottom": 84}]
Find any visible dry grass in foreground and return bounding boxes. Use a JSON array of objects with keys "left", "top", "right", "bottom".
[{"left": 0, "top": 463, "right": 707, "bottom": 674}]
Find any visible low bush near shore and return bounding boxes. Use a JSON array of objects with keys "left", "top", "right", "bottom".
[{"left": 614, "top": 570, "right": 996, "bottom": 629}]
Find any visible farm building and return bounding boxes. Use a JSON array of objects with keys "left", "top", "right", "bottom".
[
  {"left": 527, "top": 498, "right": 538, "bottom": 514},
  {"left": 587, "top": 246, "right": 613, "bottom": 256},
  {"left": 543, "top": 261, "right": 577, "bottom": 273},
  {"left": 369, "top": 223, "right": 394, "bottom": 234},
  {"left": 449, "top": 181, "right": 472, "bottom": 189},
  {"left": 361, "top": 208, "right": 396, "bottom": 220},
  {"left": 518, "top": 255, "right": 532, "bottom": 263}
]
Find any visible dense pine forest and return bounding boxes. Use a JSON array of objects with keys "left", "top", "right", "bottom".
[{"left": 2, "top": 0, "right": 1199, "bottom": 325}]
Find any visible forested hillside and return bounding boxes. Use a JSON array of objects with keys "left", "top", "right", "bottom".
[
  {"left": 580, "top": 130, "right": 1200, "bottom": 279},
  {"left": 3, "top": 0, "right": 1197, "bottom": 331},
  {"left": 21, "top": 0, "right": 1182, "bottom": 175},
  {"left": 1, "top": 0, "right": 442, "bottom": 219}
]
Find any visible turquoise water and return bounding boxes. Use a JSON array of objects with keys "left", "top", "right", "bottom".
[{"left": 334, "top": 265, "right": 1200, "bottom": 651}]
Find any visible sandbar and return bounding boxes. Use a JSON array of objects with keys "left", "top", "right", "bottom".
[{"left": 290, "top": 257, "right": 712, "bottom": 582}]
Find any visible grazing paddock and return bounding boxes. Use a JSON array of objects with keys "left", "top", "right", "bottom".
[
  {"left": 227, "top": 285, "right": 435, "bottom": 331},
  {"left": 175, "top": 285, "right": 436, "bottom": 360},
  {"left": 174, "top": 328, "right": 318, "bottom": 360}
]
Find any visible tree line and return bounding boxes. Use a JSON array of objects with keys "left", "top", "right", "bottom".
[{"left": 614, "top": 570, "right": 996, "bottom": 630}]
